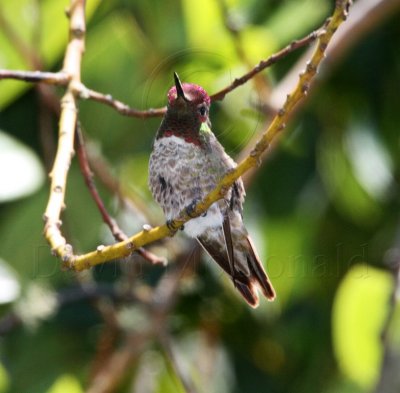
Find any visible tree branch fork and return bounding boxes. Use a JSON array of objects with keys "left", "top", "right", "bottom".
[{"left": 0, "top": 0, "right": 352, "bottom": 272}]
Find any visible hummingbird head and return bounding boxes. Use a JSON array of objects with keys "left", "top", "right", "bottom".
[
  {"left": 156, "top": 73, "right": 212, "bottom": 145},
  {"left": 167, "top": 73, "right": 211, "bottom": 120}
]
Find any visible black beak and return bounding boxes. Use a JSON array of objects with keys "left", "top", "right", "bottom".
[{"left": 174, "top": 72, "right": 188, "bottom": 101}]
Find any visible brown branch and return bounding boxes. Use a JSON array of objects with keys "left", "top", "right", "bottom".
[
  {"left": 88, "top": 298, "right": 120, "bottom": 383},
  {"left": 0, "top": 69, "right": 70, "bottom": 84},
  {"left": 80, "top": 86, "right": 167, "bottom": 118},
  {"left": 75, "top": 124, "right": 166, "bottom": 265},
  {"left": 75, "top": 125, "right": 127, "bottom": 242},
  {"left": 86, "top": 330, "right": 152, "bottom": 393},
  {"left": 210, "top": 26, "right": 323, "bottom": 101}
]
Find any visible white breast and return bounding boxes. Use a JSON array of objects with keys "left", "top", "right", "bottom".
[{"left": 183, "top": 203, "right": 223, "bottom": 238}]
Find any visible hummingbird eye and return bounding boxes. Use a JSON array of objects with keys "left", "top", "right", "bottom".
[{"left": 198, "top": 105, "right": 207, "bottom": 117}]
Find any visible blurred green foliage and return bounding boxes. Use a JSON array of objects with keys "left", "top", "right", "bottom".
[{"left": 1, "top": 0, "right": 400, "bottom": 392}]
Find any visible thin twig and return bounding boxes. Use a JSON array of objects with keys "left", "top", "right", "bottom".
[
  {"left": 65, "top": 1, "right": 351, "bottom": 271},
  {"left": 0, "top": 69, "right": 70, "bottom": 84},
  {"left": 81, "top": 86, "right": 167, "bottom": 118},
  {"left": 75, "top": 124, "right": 166, "bottom": 265},
  {"left": 75, "top": 124, "right": 127, "bottom": 242},
  {"left": 210, "top": 26, "right": 323, "bottom": 101}
]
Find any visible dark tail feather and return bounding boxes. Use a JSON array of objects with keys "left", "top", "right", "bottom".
[
  {"left": 245, "top": 236, "right": 276, "bottom": 301},
  {"left": 197, "top": 235, "right": 275, "bottom": 308},
  {"left": 235, "top": 280, "right": 259, "bottom": 308}
]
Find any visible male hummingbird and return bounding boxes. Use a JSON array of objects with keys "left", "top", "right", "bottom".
[{"left": 148, "top": 73, "right": 275, "bottom": 307}]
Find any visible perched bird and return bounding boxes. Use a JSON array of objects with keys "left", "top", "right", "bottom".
[{"left": 148, "top": 73, "right": 275, "bottom": 307}]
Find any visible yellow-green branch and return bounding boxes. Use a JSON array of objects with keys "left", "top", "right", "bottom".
[
  {"left": 68, "top": 1, "right": 351, "bottom": 271},
  {"left": 43, "top": 0, "right": 86, "bottom": 260}
]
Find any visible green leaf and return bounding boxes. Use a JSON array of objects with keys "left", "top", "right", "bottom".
[
  {"left": 345, "top": 123, "right": 393, "bottom": 201},
  {"left": 0, "top": 259, "right": 21, "bottom": 304},
  {"left": 0, "top": 363, "right": 10, "bottom": 393},
  {"left": 46, "top": 374, "right": 83, "bottom": 393},
  {"left": 267, "top": 0, "right": 330, "bottom": 45},
  {"left": 261, "top": 215, "right": 315, "bottom": 305},
  {"left": 181, "top": 0, "right": 235, "bottom": 60},
  {"left": 318, "top": 132, "right": 382, "bottom": 227},
  {"left": 241, "top": 25, "right": 277, "bottom": 63},
  {"left": 332, "top": 264, "right": 392, "bottom": 389}
]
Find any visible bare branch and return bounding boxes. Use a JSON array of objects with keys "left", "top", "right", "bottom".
[
  {"left": 210, "top": 26, "right": 323, "bottom": 101},
  {"left": 81, "top": 86, "right": 167, "bottom": 118},
  {"left": 43, "top": 0, "right": 87, "bottom": 261},
  {"left": 0, "top": 69, "right": 70, "bottom": 84},
  {"left": 75, "top": 124, "right": 126, "bottom": 242}
]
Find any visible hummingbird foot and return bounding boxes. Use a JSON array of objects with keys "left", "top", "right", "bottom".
[
  {"left": 185, "top": 198, "right": 200, "bottom": 218},
  {"left": 166, "top": 219, "right": 180, "bottom": 234},
  {"left": 185, "top": 199, "right": 208, "bottom": 218},
  {"left": 165, "top": 220, "right": 185, "bottom": 234}
]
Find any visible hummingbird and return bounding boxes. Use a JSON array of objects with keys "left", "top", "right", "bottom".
[{"left": 148, "top": 73, "right": 276, "bottom": 307}]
